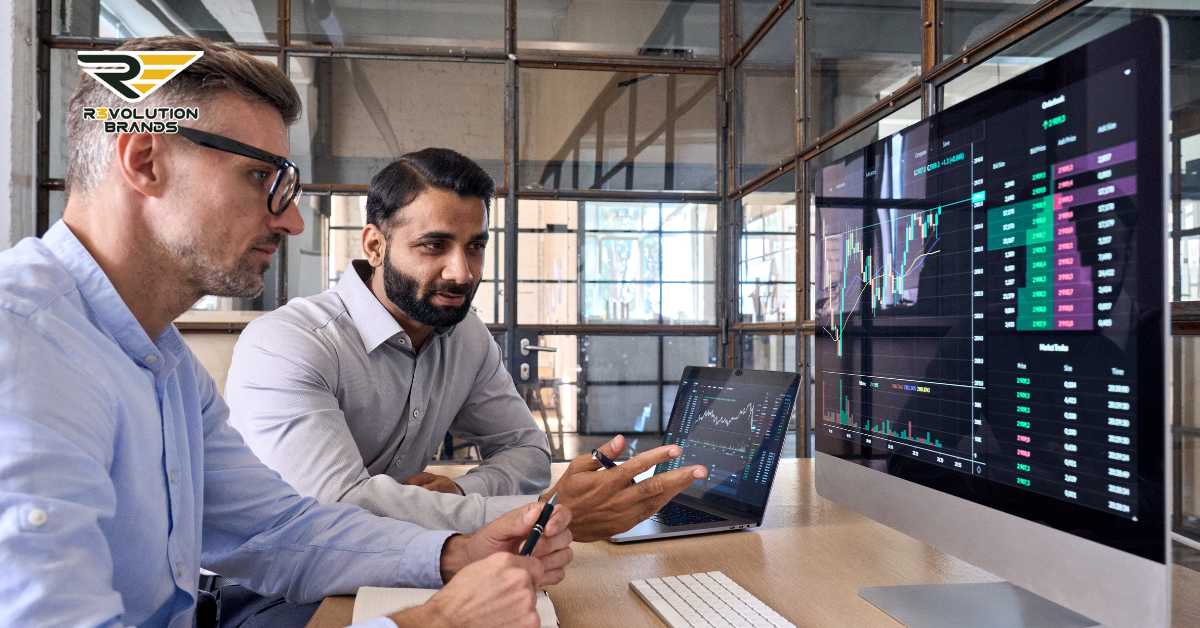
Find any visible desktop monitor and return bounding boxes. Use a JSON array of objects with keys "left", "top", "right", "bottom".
[{"left": 814, "top": 17, "right": 1169, "bottom": 628}]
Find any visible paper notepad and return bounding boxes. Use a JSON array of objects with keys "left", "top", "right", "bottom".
[{"left": 352, "top": 586, "right": 559, "bottom": 627}]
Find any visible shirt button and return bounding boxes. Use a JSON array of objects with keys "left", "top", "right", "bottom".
[
  {"left": 27, "top": 508, "right": 48, "bottom": 527},
  {"left": 175, "top": 562, "right": 184, "bottom": 578},
  {"left": 145, "top": 355, "right": 158, "bottom": 365},
  {"left": 412, "top": 409, "right": 421, "bottom": 418},
  {"left": 168, "top": 470, "right": 179, "bottom": 485}
]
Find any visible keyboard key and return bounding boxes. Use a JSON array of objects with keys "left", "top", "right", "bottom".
[
  {"left": 651, "top": 502, "right": 727, "bottom": 527},
  {"left": 631, "top": 571, "right": 790, "bottom": 628}
]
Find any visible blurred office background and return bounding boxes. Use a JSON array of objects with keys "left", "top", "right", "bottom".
[{"left": 1, "top": 0, "right": 1198, "bottom": 546}]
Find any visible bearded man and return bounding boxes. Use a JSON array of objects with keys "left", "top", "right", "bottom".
[{"left": 226, "top": 148, "right": 707, "bottom": 541}]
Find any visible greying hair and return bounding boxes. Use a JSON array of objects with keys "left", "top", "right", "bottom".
[{"left": 66, "top": 36, "right": 301, "bottom": 194}]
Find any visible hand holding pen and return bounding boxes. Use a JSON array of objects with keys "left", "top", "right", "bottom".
[
  {"left": 520, "top": 492, "right": 558, "bottom": 555},
  {"left": 441, "top": 498, "right": 574, "bottom": 587}
]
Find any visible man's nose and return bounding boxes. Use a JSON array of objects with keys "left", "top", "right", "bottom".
[{"left": 270, "top": 195, "right": 304, "bottom": 236}]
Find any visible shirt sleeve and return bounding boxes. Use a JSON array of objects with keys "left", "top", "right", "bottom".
[
  {"left": 0, "top": 313, "right": 128, "bottom": 627},
  {"left": 196, "top": 363, "right": 456, "bottom": 603},
  {"left": 225, "top": 317, "right": 532, "bottom": 533},
  {"left": 450, "top": 330, "right": 552, "bottom": 498}
]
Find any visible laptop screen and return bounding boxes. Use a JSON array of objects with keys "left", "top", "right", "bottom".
[{"left": 656, "top": 367, "right": 800, "bottom": 515}]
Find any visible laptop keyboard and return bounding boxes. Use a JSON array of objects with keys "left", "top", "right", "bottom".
[{"left": 651, "top": 501, "right": 727, "bottom": 527}]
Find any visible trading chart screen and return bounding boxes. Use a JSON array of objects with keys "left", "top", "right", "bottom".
[
  {"left": 657, "top": 368, "right": 799, "bottom": 510},
  {"left": 814, "top": 18, "right": 1165, "bottom": 561}
]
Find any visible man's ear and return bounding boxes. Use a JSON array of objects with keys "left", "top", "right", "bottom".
[
  {"left": 114, "top": 132, "right": 168, "bottom": 199},
  {"left": 362, "top": 223, "right": 387, "bottom": 267}
]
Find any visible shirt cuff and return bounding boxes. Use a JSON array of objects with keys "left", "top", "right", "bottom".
[
  {"left": 350, "top": 617, "right": 399, "bottom": 628},
  {"left": 409, "top": 528, "right": 459, "bottom": 588},
  {"left": 451, "top": 472, "right": 491, "bottom": 497}
]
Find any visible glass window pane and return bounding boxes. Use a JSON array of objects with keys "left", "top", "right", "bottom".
[
  {"left": 519, "top": 68, "right": 719, "bottom": 192},
  {"left": 941, "top": 0, "right": 1038, "bottom": 59},
  {"left": 520, "top": 199, "right": 578, "bottom": 230},
  {"left": 289, "top": 194, "right": 328, "bottom": 300},
  {"left": 742, "top": 191, "right": 797, "bottom": 233},
  {"left": 741, "top": 333, "right": 797, "bottom": 371},
  {"left": 291, "top": 0, "right": 503, "bottom": 49},
  {"left": 583, "top": 282, "right": 661, "bottom": 322},
  {"left": 49, "top": 49, "right": 78, "bottom": 182},
  {"left": 739, "top": 283, "right": 796, "bottom": 322},
  {"left": 806, "top": 0, "right": 921, "bottom": 136},
  {"left": 519, "top": 233, "right": 577, "bottom": 280},
  {"left": 1183, "top": 135, "right": 1200, "bottom": 231},
  {"left": 664, "top": 336, "right": 719, "bottom": 376},
  {"left": 48, "top": 190, "right": 66, "bottom": 227},
  {"left": 1184, "top": 236, "right": 1200, "bottom": 302},
  {"left": 518, "top": 0, "right": 719, "bottom": 59},
  {"left": 662, "top": 202, "right": 718, "bottom": 231},
  {"left": 737, "top": 0, "right": 782, "bottom": 42},
  {"left": 585, "top": 202, "right": 660, "bottom": 231},
  {"left": 662, "top": 283, "right": 717, "bottom": 323},
  {"left": 533, "top": 336, "right": 580, "bottom": 433},
  {"left": 482, "top": 232, "right": 505, "bottom": 282},
  {"left": 585, "top": 233, "right": 660, "bottom": 282},
  {"left": 299, "top": 58, "right": 504, "bottom": 185},
  {"left": 518, "top": 282, "right": 578, "bottom": 324},
  {"left": 472, "top": 281, "right": 500, "bottom": 324},
  {"left": 584, "top": 336, "right": 659, "bottom": 381},
  {"left": 741, "top": 234, "right": 796, "bottom": 283},
  {"left": 584, "top": 384, "right": 660, "bottom": 432},
  {"left": 737, "top": 7, "right": 796, "bottom": 185},
  {"left": 661, "top": 234, "right": 716, "bottom": 281},
  {"left": 53, "top": 0, "right": 278, "bottom": 43}
]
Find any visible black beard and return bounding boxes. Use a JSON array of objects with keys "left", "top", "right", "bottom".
[{"left": 382, "top": 248, "right": 477, "bottom": 328}]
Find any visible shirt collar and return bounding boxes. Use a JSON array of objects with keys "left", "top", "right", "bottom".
[
  {"left": 334, "top": 260, "right": 458, "bottom": 354},
  {"left": 43, "top": 220, "right": 184, "bottom": 376},
  {"left": 335, "top": 260, "right": 407, "bottom": 354}
]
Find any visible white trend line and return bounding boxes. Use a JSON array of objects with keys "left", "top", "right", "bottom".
[
  {"left": 823, "top": 249, "right": 942, "bottom": 345},
  {"left": 699, "top": 402, "right": 755, "bottom": 427}
]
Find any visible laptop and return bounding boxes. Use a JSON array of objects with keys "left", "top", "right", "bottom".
[{"left": 610, "top": 366, "right": 800, "bottom": 543}]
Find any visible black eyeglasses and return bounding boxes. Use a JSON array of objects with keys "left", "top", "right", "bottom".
[{"left": 177, "top": 126, "right": 301, "bottom": 216}]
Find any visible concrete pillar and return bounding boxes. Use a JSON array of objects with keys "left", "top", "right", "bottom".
[{"left": 0, "top": 1, "right": 36, "bottom": 249}]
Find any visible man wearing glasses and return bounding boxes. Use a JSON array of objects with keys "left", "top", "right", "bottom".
[{"left": 0, "top": 36, "right": 573, "bottom": 628}]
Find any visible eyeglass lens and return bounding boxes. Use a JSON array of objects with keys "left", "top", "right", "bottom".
[{"left": 269, "top": 165, "right": 300, "bottom": 215}]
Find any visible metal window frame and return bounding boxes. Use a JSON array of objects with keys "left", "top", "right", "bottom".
[{"left": 30, "top": 0, "right": 1200, "bottom": 454}]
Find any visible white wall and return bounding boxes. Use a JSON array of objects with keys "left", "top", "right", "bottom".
[{"left": 0, "top": 1, "right": 36, "bottom": 250}]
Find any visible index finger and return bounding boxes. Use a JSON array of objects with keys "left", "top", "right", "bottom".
[
  {"left": 615, "top": 443, "right": 684, "bottom": 482},
  {"left": 564, "top": 434, "right": 626, "bottom": 475}
]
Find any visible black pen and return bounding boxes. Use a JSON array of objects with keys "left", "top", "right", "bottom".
[
  {"left": 519, "top": 492, "right": 557, "bottom": 556},
  {"left": 592, "top": 448, "right": 637, "bottom": 485}
]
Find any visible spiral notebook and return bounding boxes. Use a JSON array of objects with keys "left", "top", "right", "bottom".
[{"left": 352, "top": 586, "right": 559, "bottom": 627}]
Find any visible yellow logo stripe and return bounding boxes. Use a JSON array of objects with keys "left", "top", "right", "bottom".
[
  {"left": 130, "top": 83, "right": 157, "bottom": 94},
  {"left": 137, "top": 53, "right": 201, "bottom": 66},
  {"left": 138, "top": 68, "right": 175, "bottom": 80}
]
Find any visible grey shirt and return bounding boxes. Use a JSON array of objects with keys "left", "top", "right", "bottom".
[{"left": 225, "top": 260, "right": 548, "bottom": 532}]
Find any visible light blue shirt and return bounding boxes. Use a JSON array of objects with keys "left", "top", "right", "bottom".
[{"left": 0, "top": 222, "right": 454, "bottom": 627}]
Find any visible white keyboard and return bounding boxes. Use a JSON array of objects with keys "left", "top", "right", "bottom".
[{"left": 630, "top": 571, "right": 795, "bottom": 628}]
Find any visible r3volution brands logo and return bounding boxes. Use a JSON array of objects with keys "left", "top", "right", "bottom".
[{"left": 77, "top": 51, "right": 204, "bottom": 133}]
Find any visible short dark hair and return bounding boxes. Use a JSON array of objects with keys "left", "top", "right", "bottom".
[{"left": 366, "top": 148, "right": 495, "bottom": 228}]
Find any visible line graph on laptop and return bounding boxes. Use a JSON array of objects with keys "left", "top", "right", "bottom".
[{"left": 660, "top": 380, "right": 795, "bottom": 501}]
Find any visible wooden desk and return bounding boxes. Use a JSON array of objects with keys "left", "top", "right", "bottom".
[{"left": 308, "top": 459, "right": 1200, "bottom": 627}]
